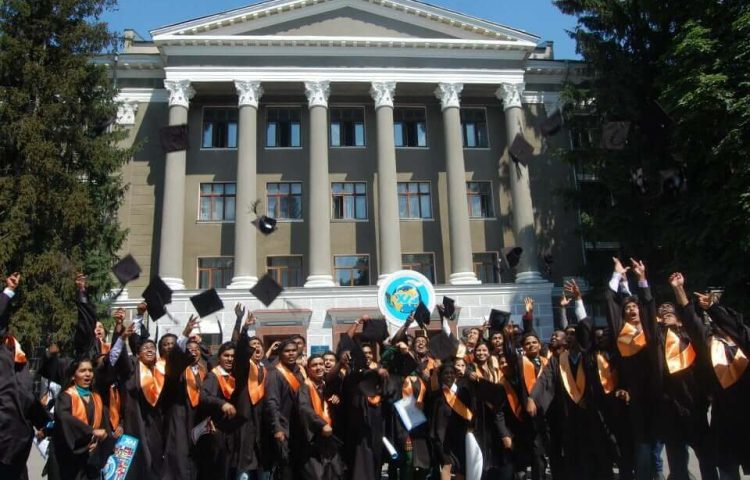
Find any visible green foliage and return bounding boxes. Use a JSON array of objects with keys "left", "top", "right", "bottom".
[
  {"left": 554, "top": 0, "right": 750, "bottom": 309},
  {"left": 0, "top": 0, "right": 132, "bottom": 350}
]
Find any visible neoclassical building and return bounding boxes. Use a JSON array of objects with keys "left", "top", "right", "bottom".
[{"left": 109, "top": 0, "right": 587, "bottom": 350}]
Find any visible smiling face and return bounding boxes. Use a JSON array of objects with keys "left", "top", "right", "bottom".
[
  {"left": 219, "top": 348, "right": 235, "bottom": 372},
  {"left": 414, "top": 337, "right": 428, "bottom": 354},
  {"left": 467, "top": 328, "right": 480, "bottom": 346},
  {"left": 159, "top": 335, "right": 176, "bottom": 357},
  {"left": 362, "top": 345, "right": 374, "bottom": 364},
  {"left": 474, "top": 343, "right": 489, "bottom": 363},
  {"left": 454, "top": 358, "right": 466, "bottom": 376},
  {"left": 138, "top": 341, "right": 157, "bottom": 366},
  {"left": 323, "top": 353, "right": 337, "bottom": 372},
  {"left": 308, "top": 356, "right": 325, "bottom": 381},
  {"left": 523, "top": 335, "right": 541, "bottom": 357},
  {"left": 187, "top": 342, "right": 201, "bottom": 364},
  {"left": 73, "top": 361, "right": 94, "bottom": 388}
]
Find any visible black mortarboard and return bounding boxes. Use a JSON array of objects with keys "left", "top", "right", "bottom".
[
  {"left": 159, "top": 124, "right": 188, "bottom": 153},
  {"left": 112, "top": 254, "right": 141, "bottom": 285},
  {"left": 250, "top": 273, "right": 283, "bottom": 307},
  {"left": 541, "top": 109, "right": 562, "bottom": 136},
  {"left": 509, "top": 133, "right": 533, "bottom": 165},
  {"left": 502, "top": 247, "right": 523, "bottom": 269},
  {"left": 601, "top": 121, "right": 630, "bottom": 150},
  {"left": 489, "top": 309, "right": 511, "bottom": 332},
  {"left": 338, "top": 334, "right": 366, "bottom": 371},
  {"left": 414, "top": 301, "right": 431, "bottom": 329},
  {"left": 190, "top": 288, "right": 224, "bottom": 318},
  {"left": 358, "top": 368, "right": 383, "bottom": 397},
  {"left": 252, "top": 215, "right": 277, "bottom": 235},
  {"left": 392, "top": 352, "right": 420, "bottom": 377},
  {"left": 142, "top": 276, "right": 172, "bottom": 320},
  {"left": 429, "top": 332, "right": 459, "bottom": 361},
  {"left": 361, "top": 318, "right": 389, "bottom": 344},
  {"left": 442, "top": 296, "right": 456, "bottom": 320}
]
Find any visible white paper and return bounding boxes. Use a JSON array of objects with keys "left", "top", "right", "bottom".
[
  {"left": 190, "top": 417, "right": 211, "bottom": 445},
  {"left": 382, "top": 436, "right": 398, "bottom": 460},
  {"left": 393, "top": 395, "right": 427, "bottom": 431},
  {"left": 465, "top": 432, "right": 483, "bottom": 480},
  {"left": 34, "top": 437, "right": 50, "bottom": 459}
]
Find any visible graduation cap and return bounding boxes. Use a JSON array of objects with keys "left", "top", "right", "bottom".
[
  {"left": 540, "top": 109, "right": 563, "bottom": 136},
  {"left": 252, "top": 215, "right": 277, "bottom": 235},
  {"left": 112, "top": 254, "right": 141, "bottom": 286},
  {"left": 142, "top": 276, "right": 172, "bottom": 320},
  {"left": 190, "top": 288, "right": 224, "bottom": 318},
  {"left": 392, "top": 352, "right": 420, "bottom": 377},
  {"left": 358, "top": 368, "right": 383, "bottom": 397},
  {"left": 509, "top": 133, "right": 533, "bottom": 165},
  {"left": 361, "top": 318, "right": 389, "bottom": 344},
  {"left": 442, "top": 296, "right": 456, "bottom": 320},
  {"left": 338, "top": 334, "right": 367, "bottom": 372},
  {"left": 601, "top": 121, "right": 630, "bottom": 150},
  {"left": 502, "top": 247, "right": 523, "bottom": 269},
  {"left": 159, "top": 124, "right": 188, "bottom": 153},
  {"left": 429, "top": 332, "right": 460, "bottom": 361},
  {"left": 413, "top": 301, "right": 431, "bottom": 329},
  {"left": 250, "top": 273, "right": 283, "bottom": 307},
  {"left": 489, "top": 309, "right": 511, "bottom": 332}
]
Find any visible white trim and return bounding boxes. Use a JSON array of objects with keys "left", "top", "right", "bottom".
[{"left": 115, "top": 88, "right": 169, "bottom": 103}]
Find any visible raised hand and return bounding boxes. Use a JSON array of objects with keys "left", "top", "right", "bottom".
[
  {"left": 113, "top": 308, "right": 126, "bottom": 324},
  {"left": 668, "top": 272, "right": 684, "bottom": 288},
  {"left": 244, "top": 311, "right": 256, "bottom": 328},
  {"left": 524, "top": 297, "right": 534, "bottom": 313},
  {"left": 694, "top": 292, "right": 713, "bottom": 311},
  {"left": 234, "top": 302, "right": 245, "bottom": 320},
  {"left": 564, "top": 278, "right": 582, "bottom": 300},
  {"left": 559, "top": 294, "right": 571, "bottom": 307},
  {"left": 183, "top": 315, "right": 199, "bottom": 337},
  {"left": 612, "top": 257, "right": 629, "bottom": 277},
  {"left": 630, "top": 258, "right": 646, "bottom": 281},
  {"left": 5, "top": 272, "right": 20, "bottom": 291}
]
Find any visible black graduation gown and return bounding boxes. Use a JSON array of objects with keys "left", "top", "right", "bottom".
[
  {"left": 340, "top": 368, "right": 384, "bottom": 480},
  {"left": 161, "top": 348, "right": 199, "bottom": 480},
  {"left": 297, "top": 380, "right": 346, "bottom": 480},
  {"left": 263, "top": 363, "right": 304, "bottom": 474},
  {"left": 392, "top": 375, "right": 431, "bottom": 471},
  {"left": 229, "top": 329, "right": 264, "bottom": 474},
  {"left": 199, "top": 367, "right": 241, "bottom": 480},
  {"left": 426, "top": 381, "right": 471, "bottom": 474},
  {"left": 466, "top": 377, "right": 513, "bottom": 477}
]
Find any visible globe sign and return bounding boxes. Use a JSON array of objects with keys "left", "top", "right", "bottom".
[{"left": 377, "top": 270, "right": 436, "bottom": 328}]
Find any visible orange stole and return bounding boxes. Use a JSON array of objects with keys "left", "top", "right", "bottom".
[
  {"left": 498, "top": 373, "right": 522, "bottom": 419},
  {"left": 305, "top": 379, "right": 332, "bottom": 426},
  {"left": 617, "top": 322, "right": 646, "bottom": 357},
  {"left": 522, "top": 356, "right": 547, "bottom": 395},
  {"left": 66, "top": 386, "right": 103, "bottom": 429},
  {"left": 185, "top": 365, "right": 206, "bottom": 408},
  {"left": 211, "top": 366, "right": 236, "bottom": 399},
  {"left": 442, "top": 386, "right": 473, "bottom": 421},
  {"left": 277, "top": 364, "right": 301, "bottom": 393},
  {"left": 402, "top": 376, "right": 426, "bottom": 405},
  {"left": 4, "top": 336, "right": 26, "bottom": 364},
  {"left": 596, "top": 352, "right": 617, "bottom": 394},
  {"left": 664, "top": 330, "right": 696, "bottom": 374},
  {"left": 559, "top": 352, "right": 586, "bottom": 404},
  {"left": 109, "top": 385, "right": 121, "bottom": 430},
  {"left": 710, "top": 335, "right": 749, "bottom": 389},
  {"left": 248, "top": 360, "right": 265, "bottom": 405},
  {"left": 139, "top": 360, "right": 165, "bottom": 407},
  {"left": 99, "top": 339, "right": 111, "bottom": 355}
]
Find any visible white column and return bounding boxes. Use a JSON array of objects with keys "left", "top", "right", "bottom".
[
  {"left": 497, "top": 82, "right": 544, "bottom": 283},
  {"left": 228, "top": 81, "right": 263, "bottom": 289},
  {"left": 158, "top": 79, "right": 195, "bottom": 290}
]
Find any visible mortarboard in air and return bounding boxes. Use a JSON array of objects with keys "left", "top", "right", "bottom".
[
  {"left": 541, "top": 109, "right": 563, "bottom": 137},
  {"left": 190, "top": 288, "right": 224, "bottom": 318},
  {"left": 509, "top": 133, "right": 534, "bottom": 165},
  {"left": 442, "top": 296, "right": 456, "bottom": 320},
  {"left": 414, "top": 301, "right": 431, "bottom": 329},
  {"left": 159, "top": 124, "right": 189, "bottom": 153},
  {"left": 142, "top": 276, "right": 173, "bottom": 320},
  {"left": 392, "top": 352, "right": 420, "bottom": 377},
  {"left": 358, "top": 368, "right": 383, "bottom": 397},
  {"left": 252, "top": 215, "right": 277, "bottom": 235},
  {"left": 338, "top": 334, "right": 367, "bottom": 372},
  {"left": 601, "top": 121, "right": 631, "bottom": 150},
  {"left": 489, "top": 309, "right": 511, "bottom": 332},
  {"left": 429, "top": 332, "right": 460, "bottom": 361},
  {"left": 112, "top": 254, "right": 141, "bottom": 286},
  {"left": 250, "top": 273, "right": 283, "bottom": 307},
  {"left": 502, "top": 247, "right": 523, "bottom": 269},
  {"left": 361, "top": 318, "right": 389, "bottom": 344}
]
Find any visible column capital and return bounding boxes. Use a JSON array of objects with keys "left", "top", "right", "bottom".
[
  {"left": 116, "top": 101, "right": 138, "bottom": 126},
  {"left": 434, "top": 82, "right": 463, "bottom": 110},
  {"left": 164, "top": 80, "right": 196, "bottom": 108},
  {"left": 370, "top": 81, "right": 396, "bottom": 109},
  {"left": 234, "top": 80, "right": 263, "bottom": 108},
  {"left": 496, "top": 82, "right": 525, "bottom": 110},
  {"left": 304, "top": 81, "right": 330, "bottom": 108}
]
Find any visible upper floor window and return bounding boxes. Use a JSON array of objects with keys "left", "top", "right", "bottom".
[
  {"left": 331, "top": 182, "right": 367, "bottom": 220},
  {"left": 199, "top": 183, "right": 236, "bottom": 221},
  {"left": 473, "top": 252, "right": 499, "bottom": 283},
  {"left": 461, "top": 108, "right": 489, "bottom": 148},
  {"left": 398, "top": 182, "right": 432, "bottom": 219},
  {"left": 267, "top": 256, "right": 303, "bottom": 288},
  {"left": 334, "top": 255, "right": 370, "bottom": 286},
  {"left": 266, "top": 107, "right": 301, "bottom": 148},
  {"left": 198, "top": 257, "right": 234, "bottom": 289},
  {"left": 402, "top": 253, "right": 436, "bottom": 283},
  {"left": 202, "top": 108, "right": 238, "bottom": 149},
  {"left": 394, "top": 107, "right": 427, "bottom": 147},
  {"left": 330, "top": 107, "right": 365, "bottom": 147},
  {"left": 466, "top": 182, "right": 494, "bottom": 218},
  {"left": 267, "top": 182, "right": 302, "bottom": 220}
]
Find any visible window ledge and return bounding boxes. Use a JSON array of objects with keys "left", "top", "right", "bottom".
[
  {"left": 274, "top": 218, "right": 304, "bottom": 223},
  {"left": 196, "top": 220, "right": 236, "bottom": 224},
  {"left": 469, "top": 217, "right": 497, "bottom": 221},
  {"left": 399, "top": 218, "right": 434, "bottom": 222},
  {"left": 463, "top": 147, "right": 492, "bottom": 151},
  {"left": 332, "top": 218, "right": 370, "bottom": 223},
  {"left": 199, "top": 147, "right": 238, "bottom": 151},
  {"left": 395, "top": 146, "right": 429, "bottom": 150},
  {"left": 330, "top": 146, "right": 367, "bottom": 149},
  {"left": 264, "top": 147, "right": 303, "bottom": 150}
]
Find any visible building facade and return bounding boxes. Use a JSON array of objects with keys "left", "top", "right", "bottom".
[{"left": 108, "top": 0, "right": 587, "bottom": 351}]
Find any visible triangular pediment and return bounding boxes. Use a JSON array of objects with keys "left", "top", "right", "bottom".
[{"left": 151, "top": 0, "right": 539, "bottom": 45}]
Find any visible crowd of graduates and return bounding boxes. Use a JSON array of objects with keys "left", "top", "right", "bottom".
[{"left": 0, "top": 256, "right": 749, "bottom": 480}]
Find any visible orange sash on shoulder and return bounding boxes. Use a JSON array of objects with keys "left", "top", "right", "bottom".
[
  {"left": 305, "top": 379, "right": 332, "bottom": 426},
  {"left": 277, "top": 364, "right": 301, "bottom": 393},
  {"left": 185, "top": 364, "right": 206, "bottom": 408},
  {"left": 402, "top": 376, "right": 426, "bottom": 405},
  {"left": 617, "top": 322, "right": 646, "bottom": 357},
  {"left": 109, "top": 385, "right": 121, "bottom": 430},
  {"left": 211, "top": 366, "right": 236, "bottom": 399},
  {"left": 522, "top": 356, "right": 547, "bottom": 394},
  {"left": 66, "top": 386, "right": 103, "bottom": 429},
  {"left": 498, "top": 373, "right": 522, "bottom": 420},
  {"left": 442, "top": 386, "right": 473, "bottom": 421},
  {"left": 665, "top": 329, "right": 696, "bottom": 374},
  {"left": 248, "top": 360, "right": 265, "bottom": 405},
  {"left": 596, "top": 352, "right": 617, "bottom": 394},
  {"left": 4, "top": 336, "right": 26, "bottom": 364},
  {"left": 559, "top": 352, "right": 586, "bottom": 404},
  {"left": 710, "top": 335, "right": 749, "bottom": 389},
  {"left": 140, "top": 360, "right": 165, "bottom": 407}
]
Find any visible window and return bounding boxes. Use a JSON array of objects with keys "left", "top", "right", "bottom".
[
  {"left": 334, "top": 255, "right": 370, "bottom": 286},
  {"left": 466, "top": 182, "right": 494, "bottom": 218},
  {"left": 330, "top": 107, "right": 365, "bottom": 147},
  {"left": 473, "top": 253, "right": 499, "bottom": 283},
  {"left": 461, "top": 108, "right": 489, "bottom": 148},
  {"left": 202, "top": 108, "right": 238, "bottom": 149},
  {"left": 398, "top": 182, "right": 432, "bottom": 219},
  {"left": 402, "top": 254, "right": 435, "bottom": 283},
  {"left": 266, "top": 107, "right": 301, "bottom": 148},
  {"left": 568, "top": 115, "right": 600, "bottom": 150},
  {"left": 394, "top": 107, "right": 427, "bottom": 147},
  {"left": 198, "top": 258, "right": 234, "bottom": 289},
  {"left": 199, "top": 183, "right": 236, "bottom": 221},
  {"left": 267, "top": 256, "right": 303, "bottom": 287},
  {"left": 267, "top": 182, "right": 302, "bottom": 220},
  {"left": 331, "top": 182, "right": 367, "bottom": 220}
]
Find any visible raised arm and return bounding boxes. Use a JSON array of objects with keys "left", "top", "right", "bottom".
[
  {"left": 670, "top": 273, "right": 709, "bottom": 352},
  {"left": 0, "top": 272, "right": 20, "bottom": 331},
  {"left": 233, "top": 311, "right": 255, "bottom": 384},
  {"left": 631, "top": 258, "right": 658, "bottom": 343},
  {"left": 522, "top": 297, "right": 534, "bottom": 334},
  {"left": 73, "top": 273, "right": 98, "bottom": 358}
]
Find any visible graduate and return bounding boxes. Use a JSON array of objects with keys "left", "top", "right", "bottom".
[{"left": 297, "top": 353, "right": 346, "bottom": 479}]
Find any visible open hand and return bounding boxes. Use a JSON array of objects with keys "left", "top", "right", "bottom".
[
  {"left": 630, "top": 258, "right": 646, "bottom": 280},
  {"left": 694, "top": 292, "right": 713, "bottom": 310},
  {"left": 5, "top": 272, "right": 20, "bottom": 291},
  {"left": 183, "top": 315, "right": 199, "bottom": 337},
  {"left": 523, "top": 297, "right": 534, "bottom": 313},
  {"left": 668, "top": 272, "right": 684, "bottom": 288},
  {"left": 564, "top": 279, "right": 582, "bottom": 300},
  {"left": 612, "top": 257, "right": 629, "bottom": 277},
  {"left": 234, "top": 302, "right": 245, "bottom": 319}
]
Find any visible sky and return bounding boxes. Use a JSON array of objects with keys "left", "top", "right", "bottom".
[{"left": 102, "top": 0, "right": 581, "bottom": 60}]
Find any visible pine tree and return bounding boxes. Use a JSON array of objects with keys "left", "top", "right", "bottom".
[{"left": 0, "top": 0, "right": 132, "bottom": 350}]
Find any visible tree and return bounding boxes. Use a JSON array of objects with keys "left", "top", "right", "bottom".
[
  {"left": 554, "top": 0, "right": 750, "bottom": 310},
  {"left": 0, "top": 0, "right": 133, "bottom": 350}
]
